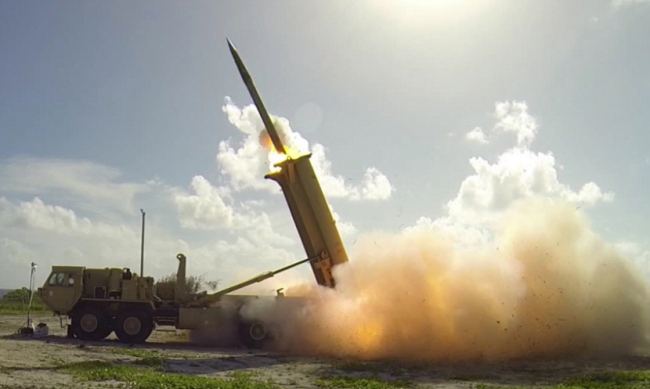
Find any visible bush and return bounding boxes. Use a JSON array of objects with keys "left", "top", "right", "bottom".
[
  {"left": 0, "top": 287, "right": 46, "bottom": 313},
  {"left": 154, "top": 273, "right": 218, "bottom": 296}
]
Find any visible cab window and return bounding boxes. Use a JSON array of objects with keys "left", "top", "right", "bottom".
[{"left": 48, "top": 272, "right": 68, "bottom": 286}]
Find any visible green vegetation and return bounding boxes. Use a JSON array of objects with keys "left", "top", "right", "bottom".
[
  {"left": 109, "top": 347, "right": 196, "bottom": 363},
  {"left": 471, "top": 370, "right": 650, "bottom": 389},
  {"left": 334, "top": 361, "right": 406, "bottom": 377},
  {"left": 154, "top": 273, "right": 219, "bottom": 295},
  {"left": 63, "top": 361, "right": 140, "bottom": 381},
  {"left": 0, "top": 287, "right": 47, "bottom": 314},
  {"left": 449, "top": 373, "right": 499, "bottom": 381},
  {"left": 316, "top": 376, "right": 412, "bottom": 389},
  {"left": 110, "top": 347, "right": 165, "bottom": 359},
  {"left": 561, "top": 370, "right": 650, "bottom": 388},
  {"left": 61, "top": 360, "right": 278, "bottom": 389}
]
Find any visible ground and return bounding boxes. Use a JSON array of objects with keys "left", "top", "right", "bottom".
[{"left": 1, "top": 314, "right": 650, "bottom": 389}]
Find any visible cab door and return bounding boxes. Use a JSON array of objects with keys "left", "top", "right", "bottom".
[{"left": 41, "top": 271, "right": 82, "bottom": 313}]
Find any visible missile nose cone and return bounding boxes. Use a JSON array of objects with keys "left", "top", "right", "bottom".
[
  {"left": 226, "top": 38, "right": 287, "bottom": 155},
  {"left": 226, "top": 38, "right": 236, "bottom": 53}
]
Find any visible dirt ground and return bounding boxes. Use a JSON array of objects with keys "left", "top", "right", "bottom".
[{"left": 1, "top": 313, "right": 650, "bottom": 389}]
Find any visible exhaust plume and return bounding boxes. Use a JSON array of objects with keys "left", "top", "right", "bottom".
[{"left": 242, "top": 198, "right": 650, "bottom": 363}]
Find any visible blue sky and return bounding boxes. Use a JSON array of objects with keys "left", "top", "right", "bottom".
[{"left": 0, "top": 0, "right": 648, "bottom": 290}]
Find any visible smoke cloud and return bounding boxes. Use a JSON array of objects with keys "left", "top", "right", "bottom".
[{"left": 242, "top": 198, "right": 650, "bottom": 363}]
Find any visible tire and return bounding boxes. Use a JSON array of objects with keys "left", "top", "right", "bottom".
[
  {"left": 72, "top": 306, "right": 110, "bottom": 341},
  {"left": 114, "top": 310, "right": 153, "bottom": 344},
  {"left": 238, "top": 320, "right": 270, "bottom": 349}
]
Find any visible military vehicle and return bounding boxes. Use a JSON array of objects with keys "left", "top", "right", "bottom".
[{"left": 37, "top": 39, "right": 350, "bottom": 347}]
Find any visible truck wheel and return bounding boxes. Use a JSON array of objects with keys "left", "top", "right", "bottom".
[
  {"left": 115, "top": 310, "right": 153, "bottom": 344},
  {"left": 238, "top": 320, "right": 269, "bottom": 349},
  {"left": 72, "top": 306, "right": 110, "bottom": 341}
]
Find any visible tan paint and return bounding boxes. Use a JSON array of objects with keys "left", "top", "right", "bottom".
[
  {"left": 266, "top": 155, "right": 349, "bottom": 287},
  {"left": 39, "top": 266, "right": 84, "bottom": 313}
]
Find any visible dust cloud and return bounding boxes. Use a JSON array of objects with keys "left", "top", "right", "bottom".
[{"left": 241, "top": 198, "right": 650, "bottom": 363}]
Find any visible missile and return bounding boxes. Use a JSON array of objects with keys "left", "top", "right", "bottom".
[{"left": 227, "top": 38, "right": 287, "bottom": 155}]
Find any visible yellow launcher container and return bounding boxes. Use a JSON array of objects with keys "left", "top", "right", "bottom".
[{"left": 266, "top": 154, "right": 349, "bottom": 287}]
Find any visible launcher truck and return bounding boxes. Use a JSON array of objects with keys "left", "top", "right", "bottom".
[{"left": 36, "top": 39, "right": 350, "bottom": 347}]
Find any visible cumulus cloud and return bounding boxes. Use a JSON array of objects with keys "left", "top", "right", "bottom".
[
  {"left": 0, "top": 196, "right": 187, "bottom": 286},
  {"left": 465, "top": 127, "right": 489, "bottom": 144},
  {"left": 217, "top": 97, "right": 393, "bottom": 201},
  {"left": 328, "top": 205, "right": 358, "bottom": 237},
  {"left": 446, "top": 148, "right": 613, "bottom": 226},
  {"left": 174, "top": 176, "right": 243, "bottom": 230},
  {"left": 0, "top": 196, "right": 134, "bottom": 239},
  {"left": 493, "top": 101, "right": 538, "bottom": 147},
  {"left": 0, "top": 237, "right": 35, "bottom": 267},
  {"left": 463, "top": 101, "right": 537, "bottom": 147},
  {"left": 0, "top": 157, "right": 148, "bottom": 214},
  {"left": 359, "top": 167, "right": 394, "bottom": 201},
  {"left": 172, "top": 175, "right": 294, "bottom": 246},
  {"left": 404, "top": 216, "right": 491, "bottom": 250},
  {"left": 413, "top": 100, "right": 614, "bottom": 251},
  {"left": 217, "top": 97, "right": 308, "bottom": 192},
  {"left": 310, "top": 145, "right": 394, "bottom": 201},
  {"left": 0, "top": 194, "right": 302, "bottom": 290}
]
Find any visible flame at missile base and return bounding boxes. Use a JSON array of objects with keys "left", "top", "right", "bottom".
[
  {"left": 244, "top": 198, "right": 650, "bottom": 363},
  {"left": 258, "top": 128, "right": 303, "bottom": 172}
]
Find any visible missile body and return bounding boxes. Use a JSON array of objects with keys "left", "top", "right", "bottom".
[{"left": 227, "top": 39, "right": 286, "bottom": 155}]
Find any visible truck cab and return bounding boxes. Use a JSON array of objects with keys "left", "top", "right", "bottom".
[{"left": 39, "top": 266, "right": 84, "bottom": 314}]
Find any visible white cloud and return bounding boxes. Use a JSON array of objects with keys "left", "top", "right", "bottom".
[
  {"left": 406, "top": 100, "right": 614, "bottom": 251},
  {"left": 448, "top": 100, "right": 612, "bottom": 227},
  {"left": 0, "top": 237, "right": 35, "bottom": 267},
  {"left": 446, "top": 148, "right": 613, "bottom": 225},
  {"left": 310, "top": 145, "right": 394, "bottom": 201},
  {"left": 329, "top": 206, "right": 358, "bottom": 237},
  {"left": 173, "top": 176, "right": 241, "bottom": 230},
  {"left": 465, "top": 127, "right": 489, "bottom": 144},
  {"left": 0, "top": 194, "right": 301, "bottom": 290},
  {"left": 360, "top": 167, "right": 394, "bottom": 201},
  {"left": 0, "top": 157, "right": 148, "bottom": 214},
  {"left": 493, "top": 101, "right": 538, "bottom": 147},
  {"left": 172, "top": 176, "right": 294, "bottom": 246},
  {"left": 0, "top": 196, "right": 188, "bottom": 286},
  {"left": 0, "top": 196, "right": 134, "bottom": 239},
  {"left": 404, "top": 216, "right": 491, "bottom": 250},
  {"left": 218, "top": 97, "right": 393, "bottom": 202},
  {"left": 217, "top": 97, "right": 309, "bottom": 192},
  {"left": 216, "top": 135, "right": 275, "bottom": 192},
  {"left": 613, "top": 0, "right": 650, "bottom": 6}
]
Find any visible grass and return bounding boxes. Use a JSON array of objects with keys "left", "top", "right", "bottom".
[
  {"left": 61, "top": 360, "right": 279, "bottom": 389},
  {"left": 334, "top": 361, "right": 406, "bottom": 377},
  {"left": 0, "top": 306, "right": 48, "bottom": 315},
  {"left": 561, "top": 370, "right": 650, "bottom": 388},
  {"left": 109, "top": 347, "right": 200, "bottom": 364},
  {"left": 449, "top": 373, "right": 499, "bottom": 381},
  {"left": 316, "top": 376, "right": 412, "bottom": 389},
  {"left": 63, "top": 361, "right": 141, "bottom": 381},
  {"left": 470, "top": 370, "right": 650, "bottom": 389},
  {"left": 59, "top": 360, "right": 650, "bottom": 389}
]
